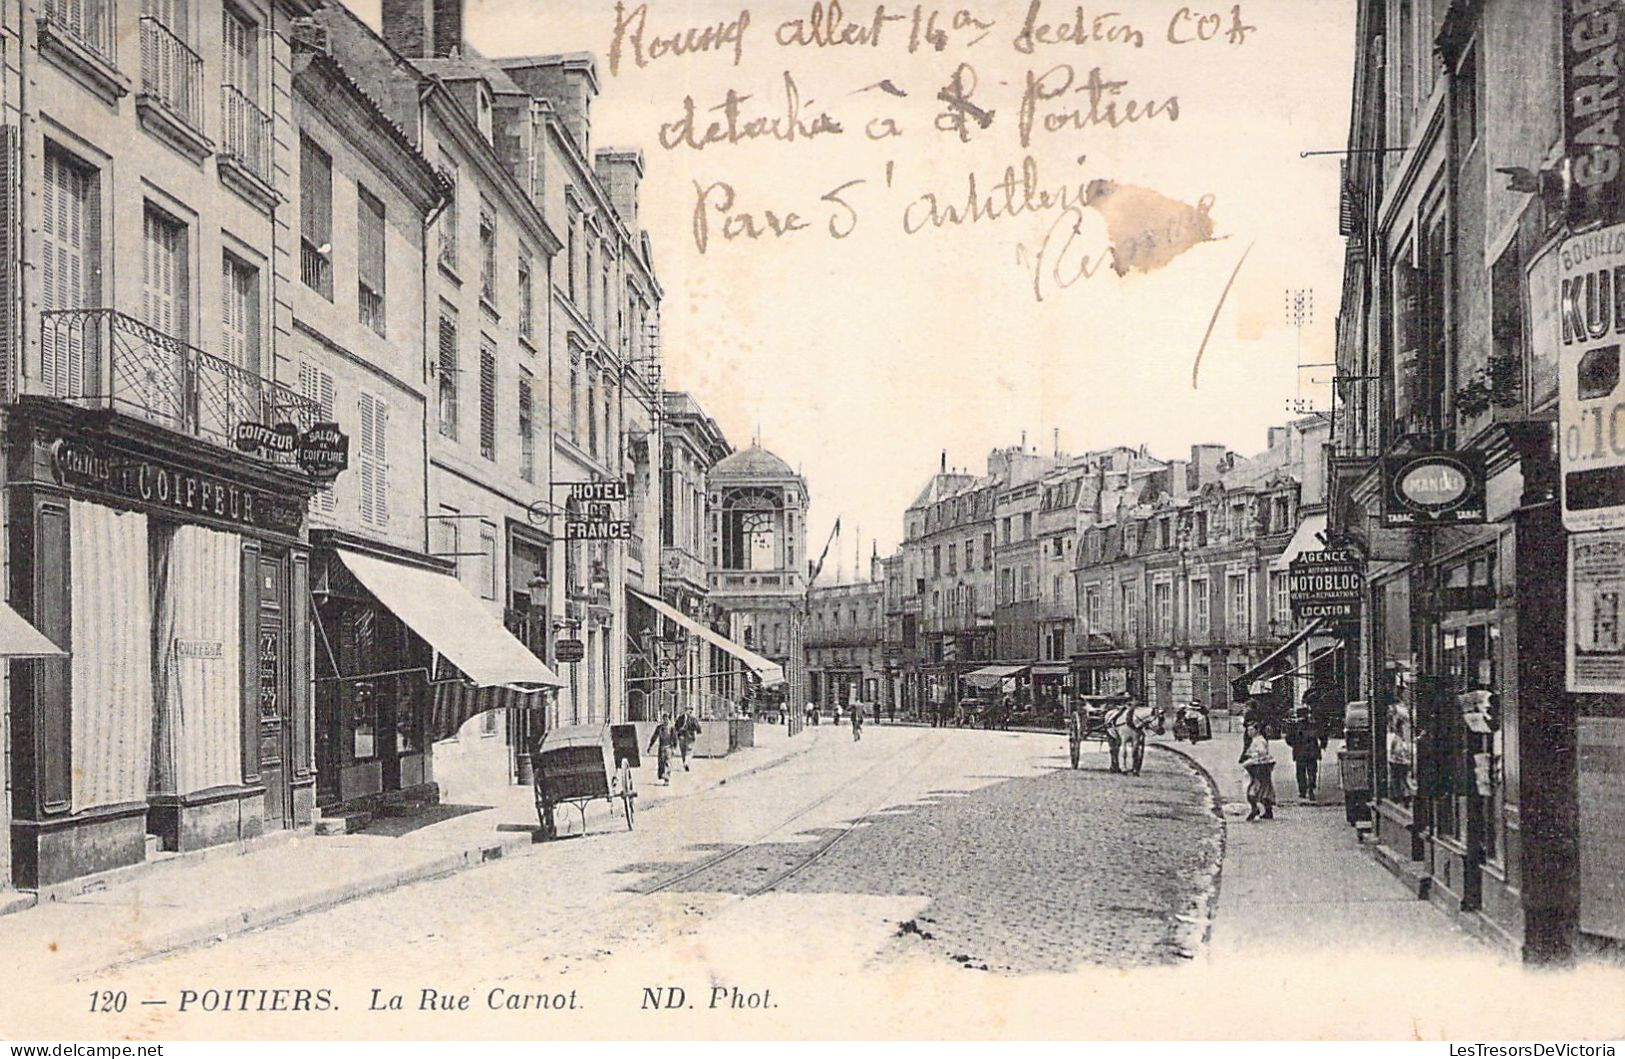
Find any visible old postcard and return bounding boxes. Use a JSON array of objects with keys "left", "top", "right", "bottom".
[{"left": 0, "top": 0, "right": 1623, "bottom": 1043}]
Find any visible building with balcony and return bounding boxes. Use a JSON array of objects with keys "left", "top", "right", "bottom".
[
  {"left": 623, "top": 391, "right": 733, "bottom": 721},
  {"left": 1070, "top": 429, "right": 1327, "bottom": 712},
  {"left": 806, "top": 559, "right": 885, "bottom": 712},
  {"left": 2, "top": 0, "right": 331, "bottom": 887},
  {"left": 706, "top": 443, "right": 809, "bottom": 710},
  {"left": 318, "top": 0, "right": 570, "bottom": 795},
  {"left": 1329, "top": 0, "right": 1621, "bottom": 963},
  {"left": 499, "top": 52, "right": 662, "bottom": 735}
]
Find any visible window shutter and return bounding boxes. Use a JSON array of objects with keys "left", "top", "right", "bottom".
[
  {"left": 518, "top": 376, "right": 534, "bottom": 481},
  {"left": 300, "top": 364, "right": 336, "bottom": 514},
  {"left": 0, "top": 126, "right": 19, "bottom": 402},
  {"left": 437, "top": 313, "right": 458, "bottom": 436},
  {"left": 359, "top": 393, "right": 389, "bottom": 527},
  {"left": 479, "top": 343, "right": 496, "bottom": 459}
]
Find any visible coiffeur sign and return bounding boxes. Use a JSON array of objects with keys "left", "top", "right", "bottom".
[
  {"left": 51, "top": 437, "right": 305, "bottom": 535},
  {"left": 1381, "top": 452, "right": 1486, "bottom": 528}
]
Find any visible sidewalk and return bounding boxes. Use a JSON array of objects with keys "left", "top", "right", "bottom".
[
  {"left": 1151, "top": 731, "right": 1489, "bottom": 961},
  {"left": 0, "top": 721, "right": 819, "bottom": 979}
]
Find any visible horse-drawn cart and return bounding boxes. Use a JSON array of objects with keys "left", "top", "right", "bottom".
[
  {"left": 530, "top": 724, "right": 638, "bottom": 839},
  {"left": 1066, "top": 694, "right": 1133, "bottom": 768}
]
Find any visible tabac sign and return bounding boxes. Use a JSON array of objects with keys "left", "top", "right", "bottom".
[{"left": 1381, "top": 452, "right": 1486, "bottom": 528}]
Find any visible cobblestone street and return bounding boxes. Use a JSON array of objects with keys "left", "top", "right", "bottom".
[{"left": 1, "top": 727, "right": 1222, "bottom": 1037}]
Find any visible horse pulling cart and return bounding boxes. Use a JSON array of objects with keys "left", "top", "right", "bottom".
[
  {"left": 1066, "top": 694, "right": 1133, "bottom": 768},
  {"left": 530, "top": 724, "right": 639, "bottom": 839}
]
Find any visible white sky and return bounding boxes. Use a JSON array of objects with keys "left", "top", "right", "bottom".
[{"left": 354, "top": 0, "right": 1354, "bottom": 577}]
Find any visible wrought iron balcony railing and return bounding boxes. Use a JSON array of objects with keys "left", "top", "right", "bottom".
[
  {"left": 220, "top": 84, "right": 272, "bottom": 185},
  {"left": 42, "top": 0, "right": 117, "bottom": 64},
  {"left": 39, "top": 309, "right": 320, "bottom": 459},
  {"left": 139, "top": 17, "right": 204, "bottom": 134}
]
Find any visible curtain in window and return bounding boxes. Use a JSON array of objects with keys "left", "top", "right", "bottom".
[
  {"left": 69, "top": 502, "right": 152, "bottom": 813},
  {"left": 150, "top": 524, "right": 242, "bottom": 797}
]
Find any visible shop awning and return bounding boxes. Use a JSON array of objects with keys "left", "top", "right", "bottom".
[
  {"left": 964, "top": 664, "right": 1029, "bottom": 688},
  {"left": 336, "top": 549, "right": 562, "bottom": 688},
  {"left": 1031, "top": 663, "right": 1069, "bottom": 677},
  {"left": 629, "top": 589, "right": 785, "bottom": 688},
  {"left": 1232, "top": 619, "right": 1325, "bottom": 698},
  {"left": 1270, "top": 513, "right": 1329, "bottom": 571},
  {"left": 0, "top": 602, "right": 64, "bottom": 658}
]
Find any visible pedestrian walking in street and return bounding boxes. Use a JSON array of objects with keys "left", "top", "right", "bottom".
[
  {"left": 806, "top": 701, "right": 818, "bottom": 726},
  {"left": 850, "top": 700, "right": 863, "bottom": 742},
  {"left": 1239, "top": 720, "right": 1277, "bottom": 821},
  {"left": 1285, "top": 706, "right": 1325, "bottom": 801},
  {"left": 647, "top": 712, "right": 677, "bottom": 785},
  {"left": 676, "top": 707, "right": 702, "bottom": 772}
]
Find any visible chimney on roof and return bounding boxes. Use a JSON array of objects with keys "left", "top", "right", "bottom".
[
  {"left": 380, "top": 0, "right": 463, "bottom": 59},
  {"left": 501, "top": 55, "right": 599, "bottom": 155},
  {"left": 941, "top": 450, "right": 946, "bottom": 473}
]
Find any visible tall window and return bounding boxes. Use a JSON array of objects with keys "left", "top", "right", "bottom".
[
  {"left": 478, "top": 199, "right": 496, "bottom": 304},
  {"left": 1084, "top": 585, "right": 1102, "bottom": 633},
  {"left": 40, "top": 145, "right": 101, "bottom": 397},
  {"left": 517, "top": 251, "right": 534, "bottom": 341},
  {"left": 566, "top": 220, "right": 578, "bottom": 302},
  {"left": 359, "top": 392, "right": 389, "bottom": 527},
  {"left": 438, "top": 158, "right": 458, "bottom": 270},
  {"left": 1229, "top": 572, "right": 1250, "bottom": 638},
  {"left": 947, "top": 543, "right": 957, "bottom": 575},
  {"left": 964, "top": 538, "right": 974, "bottom": 570},
  {"left": 479, "top": 522, "right": 498, "bottom": 601},
  {"left": 603, "top": 389, "right": 614, "bottom": 467},
  {"left": 983, "top": 532, "right": 993, "bottom": 569},
  {"left": 1190, "top": 578, "right": 1209, "bottom": 635},
  {"left": 142, "top": 205, "right": 188, "bottom": 341},
  {"left": 1021, "top": 565, "right": 1033, "bottom": 601},
  {"left": 1271, "top": 570, "right": 1291, "bottom": 625},
  {"left": 299, "top": 363, "right": 336, "bottom": 514},
  {"left": 299, "top": 136, "right": 332, "bottom": 298},
  {"left": 1154, "top": 582, "right": 1172, "bottom": 638},
  {"left": 1122, "top": 583, "right": 1139, "bottom": 641},
  {"left": 569, "top": 365, "right": 579, "bottom": 443},
  {"left": 479, "top": 339, "right": 496, "bottom": 460},
  {"left": 221, "top": 253, "right": 259, "bottom": 374},
  {"left": 221, "top": 5, "right": 257, "bottom": 98},
  {"left": 437, "top": 311, "right": 458, "bottom": 438},
  {"left": 587, "top": 371, "right": 598, "bottom": 456},
  {"left": 357, "top": 185, "right": 386, "bottom": 336},
  {"left": 518, "top": 375, "right": 535, "bottom": 482}
]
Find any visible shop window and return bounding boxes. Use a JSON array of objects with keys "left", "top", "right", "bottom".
[{"left": 349, "top": 610, "right": 378, "bottom": 761}]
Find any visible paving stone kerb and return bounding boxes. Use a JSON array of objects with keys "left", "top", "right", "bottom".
[{"left": 0, "top": 724, "right": 821, "bottom": 979}]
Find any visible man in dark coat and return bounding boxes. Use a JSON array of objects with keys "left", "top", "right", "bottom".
[{"left": 1284, "top": 707, "right": 1326, "bottom": 801}]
